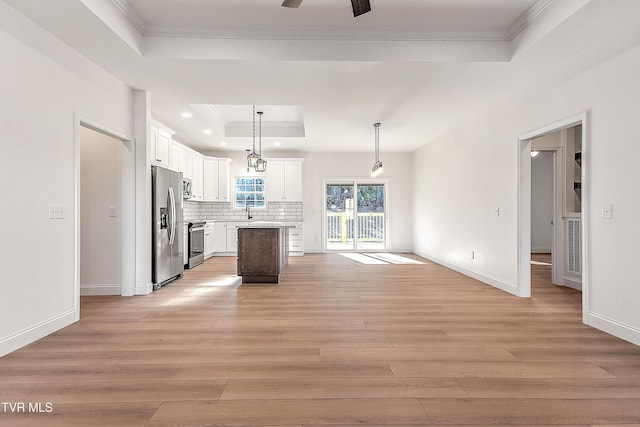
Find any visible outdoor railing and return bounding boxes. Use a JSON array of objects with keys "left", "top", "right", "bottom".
[{"left": 327, "top": 211, "right": 384, "bottom": 242}]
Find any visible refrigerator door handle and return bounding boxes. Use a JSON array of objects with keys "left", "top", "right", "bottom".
[
  {"left": 168, "top": 187, "right": 176, "bottom": 245},
  {"left": 166, "top": 188, "right": 173, "bottom": 244}
]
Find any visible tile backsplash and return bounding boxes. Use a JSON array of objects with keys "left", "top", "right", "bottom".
[{"left": 184, "top": 201, "right": 303, "bottom": 222}]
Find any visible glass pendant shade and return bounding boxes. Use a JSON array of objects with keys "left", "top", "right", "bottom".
[
  {"left": 255, "top": 158, "right": 267, "bottom": 172},
  {"left": 247, "top": 151, "right": 260, "bottom": 167},
  {"left": 371, "top": 160, "right": 384, "bottom": 178}
]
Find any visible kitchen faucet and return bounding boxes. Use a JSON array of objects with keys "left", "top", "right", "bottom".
[{"left": 245, "top": 201, "right": 253, "bottom": 220}]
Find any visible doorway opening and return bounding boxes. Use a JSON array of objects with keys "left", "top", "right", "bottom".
[
  {"left": 324, "top": 180, "right": 388, "bottom": 251},
  {"left": 518, "top": 113, "right": 587, "bottom": 321},
  {"left": 530, "top": 149, "right": 555, "bottom": 287},
  {"left": 75, "top": 115, "right": 135, "bottom": 314},
  {"left": 530, "top": 126, "right": 583, "bottom": 292}
]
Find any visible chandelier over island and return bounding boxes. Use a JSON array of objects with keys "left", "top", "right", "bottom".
[{"left": 246, "top": 105, "right": 267, "bottom": 173}]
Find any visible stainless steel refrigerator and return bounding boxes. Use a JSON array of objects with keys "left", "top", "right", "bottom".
[{"left": 152, "top": 165, "right": 184, "bottom": 289}]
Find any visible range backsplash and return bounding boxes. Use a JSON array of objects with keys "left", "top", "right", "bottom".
[{"left": 184, "top": 201, "right": 303, "bottom": 222}]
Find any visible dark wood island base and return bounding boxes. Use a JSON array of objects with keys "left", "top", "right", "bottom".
[{"left": 237, "top": 225, "right": 291, "bottom": 284}]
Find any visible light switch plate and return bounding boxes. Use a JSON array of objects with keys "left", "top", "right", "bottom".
[
  {"left": 49, "top": 204, "right": 65, "bottom": 219},
  {"left": 108, "top": 206, "right": 117, "bottom": 217},
  {"left": 602, "top": 204, "right": 613, "bottom": 219}
]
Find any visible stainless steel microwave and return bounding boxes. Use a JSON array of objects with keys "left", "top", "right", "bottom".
[{"left": 182, "top": 178, "right": 192, "bottom": 199}]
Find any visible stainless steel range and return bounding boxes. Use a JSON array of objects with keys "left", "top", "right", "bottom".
[{"left": 188, "top": 221, "right": 206, "bottom": 269}]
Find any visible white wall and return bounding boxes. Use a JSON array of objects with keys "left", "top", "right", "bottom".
[
  {"left": 302, "top": 152, "right": 414, "bottom": 253},
  {"left": 80, "top": 127, "right": 123, "bottom": 295},
  {"left": 413, "top": 42, "right": 640, "bottom": 345},
  {"left": 531, "top": 151, "right": 554, "bottom": 253},
  {"left": 202, "top": 150, "right": 414, "bottom": 253},
  {"left": 0, "top": 2, "right": 133, "bottom": 356}
]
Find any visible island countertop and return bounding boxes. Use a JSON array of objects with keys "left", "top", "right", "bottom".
[{"left": 236, "top": 222, "right": 298, "bottom": 228}]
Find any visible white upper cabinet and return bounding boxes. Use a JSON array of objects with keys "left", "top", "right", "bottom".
[
  {"left": 151, "top": 121, "right": 231, "bottom": 203},
  {"left": 150, "top": 120, "right": 174, "bottom": 167},
  {"left": 170, "top": 143, "right": 181, "bottom": 172},
  {"left": 218, "top": 159, "right": 230, "bottom": 201},
  {"left": 266, "top": 159, "right": 303, "bottom": 202},
  {"left": 203, "top": 158, "right": 231, "bottom": 202},
  {"left": 178, "top": 145, "right": 192, "bottom": 180},
  {"left": 191, "top": 155, "right": 204, "bottom": 201}
]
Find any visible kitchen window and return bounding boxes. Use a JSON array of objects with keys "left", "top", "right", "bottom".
[{"left": 235, "top": 177, "right": 265, "bottom": 209}]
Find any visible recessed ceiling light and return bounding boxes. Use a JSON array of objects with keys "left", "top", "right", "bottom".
[
  {"left": 203, "top": 129, "right": 212, "bottom": 135},
  {"left": 220, "top": 141, "right": 227, "bottom": 146},
  {"left": 274, "top": 142, "right": 281, "bottom": 147},
  {"left": 181, "top": 112, "right": 192, "bottom": 118}
]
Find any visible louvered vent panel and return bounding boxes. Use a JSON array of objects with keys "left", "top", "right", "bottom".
[{"left": 567, "top": 219, "right": 582, "bottom": 274}]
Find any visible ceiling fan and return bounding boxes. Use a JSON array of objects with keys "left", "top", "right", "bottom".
[{"left": 282, "top": 0, "right": 372, "bottom": 17}]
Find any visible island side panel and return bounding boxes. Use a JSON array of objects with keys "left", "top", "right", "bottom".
[{"left": 237, "top": 228, "right": 279, "bottom": 284}]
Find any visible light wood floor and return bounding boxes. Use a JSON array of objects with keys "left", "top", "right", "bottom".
[{"left": 2, "top": 253, "right": 640, "bottom": 426}]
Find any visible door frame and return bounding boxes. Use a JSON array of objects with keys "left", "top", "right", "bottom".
[
  {"left": 517, "top": 112, "right": 588, "bottom": 322},
  {"left": 322, "top": 178, "right": 389, "bottom": 252},
  {"left": 75, "top": 114, "right": 136, "bottom": 312}
]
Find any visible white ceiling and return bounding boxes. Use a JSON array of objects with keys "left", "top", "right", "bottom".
[{"left": 5, "top": 0, "right": 640, "bottom": 153}]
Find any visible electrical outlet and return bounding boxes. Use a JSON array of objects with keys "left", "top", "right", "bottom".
[{"left": 49, "top": 204, "right": 66, "bottom": 219}]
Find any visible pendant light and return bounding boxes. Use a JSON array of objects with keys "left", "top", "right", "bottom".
[
  {"left": 371, "top": 122, "right": 383, "bottom": 178},
  {"left": 255, "top": 111, "right": 267, "bottom": 173},
  {"left": 247, "top": 105, "right": 260, "bottom": 168}
]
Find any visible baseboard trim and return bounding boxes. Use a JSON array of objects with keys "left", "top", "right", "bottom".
[
  {"left": 135, "top": 282, "right": 153, "bottom": 295},
  {"left": 0, "top": 309, "right": 77, "bottom": 357},
  {"left": 80, "top": 284, "right": 122, "bottom": 296},
  {"left": 305, "top": 248, "right": 416, "bottom": 254},
  {"left": 414, "top": 250, "right": 523, "bottom": 297},
  {"left": 562, "top": 276, "right": 582, "bottom": 291},
  {"left": 586, "top": 312, "right": 640, "bottom": 346}
]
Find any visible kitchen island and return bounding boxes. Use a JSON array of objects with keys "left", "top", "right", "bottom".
[{"left": 236, "top": 223, "right": 295, "bottom": 284}]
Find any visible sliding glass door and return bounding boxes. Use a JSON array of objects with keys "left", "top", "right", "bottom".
[
  {"left": 325, "top": 181, "right": 386, "bottom": 251},
  {"left": 355, "top": 183, "right": 385, "bottom": 250}
]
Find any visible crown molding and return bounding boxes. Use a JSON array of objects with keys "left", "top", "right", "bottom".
[
  {"left": 111, "top": 0, "right": 551, "bottom": 44},
  {"left": 111, "top": 0, "right": 146, "bottom": 35},
  {"left": 144, "top": 26, "right": 508, "bottom": 42},
  {"left": 508, "top": 0, "right": 555, "bottom": 41}
]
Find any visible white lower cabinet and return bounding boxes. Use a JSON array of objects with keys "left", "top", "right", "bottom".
[
  {"left": 208, "top": 221, "right": 303, "bottom": 256},
  {"left": 288, "top": 223, "right": 304, "bottom": 256},
  {"left": 204, "top": 222, "right": 214, "bottom": 259},
  {"left": 213, "top": 222, "right": 227, "bottom": 253},
  {"left": 225, "top": 222, "right": 249, "bottom": 253}
]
